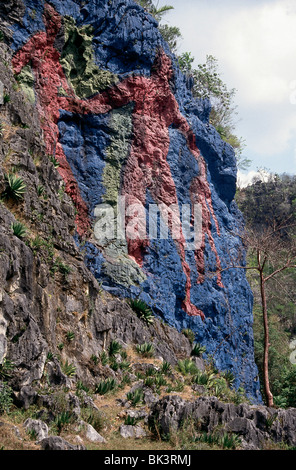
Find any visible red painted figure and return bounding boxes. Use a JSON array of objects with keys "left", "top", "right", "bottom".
[{"left": 12, "top": 3, "right": 223, "bottom": 319}]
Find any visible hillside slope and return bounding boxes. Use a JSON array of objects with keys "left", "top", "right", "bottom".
[{"left": 0, "top": 0, "right": 262, "bottom": 431}]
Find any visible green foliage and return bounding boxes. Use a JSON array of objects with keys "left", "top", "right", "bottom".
[
  {"left": 126, "top": 388, "right": 144, "bottom": 406},
  {"left": 12, "top": 222, "right": 27, "bottom": 239},
  {"left": 273, "top": 366, "right": 296, "bottom": 408},
  {"left": 3, "top": 94, "right": 10, "bottom": 104},
  {"left": 2, "top": 173, "right": 26, "bottom": 201},
  {"left": 37, "top": 184, "right": 45, "bottom": 197},
  {"left": 51, "top": 258, "right": 72, "bottom": 277},
  {"left": 61, "top": 360, "right": 76, "bottom": 377},
  {"left": 178, "top": 53, "right": 248, "bottom": 170},
  {"left": 177, "top": 358, "right": 198, "bottom": 376},
  {"left": 95, "top": 378, "right": 117, "bottom": 395},
  {"left": 100, "top": 350, "right": 109, "bottom": 366},
  {"left": 194, "top": 431, "right": 241, "bottom": 450},
  {"left": 0, "top": 31, "right": 4, "bottom": 42},
  {"left": 135, "top": 342, "right": 155, "bottom": 358},
  {"left": 124, "top": 415, "right": 138, "bottom": 426},
  {"left": 55, "top": 410, "right": 74, "bottom": 434},
  {"left": 0, "top": 359, "right": 14, "bottom": 380},
  {"left": 81, "top": 407, "right": 104, "bottom": 433},
  {"left": 182, "top": 328, "right": 195, "bottom": 344},
  {"left": 160, "top": 361, "right": 172, "bottom": 375},
  {"left": 0, "top": 382, "right": 13, "bottom": 415},
  {"left": 191, "top": 343, "right": 206, "bottom": 357},
  {"left": 193, "top": 370, "right": 215, "bottom": 387},
  {"left": 108, "top": 340, "right": 122, "bottom": 357},
  {"left": 128, "top": 299, "right": 154, "bottom": 325},
  {"left": 48, "top": 155, "right": 60, "bottom": 168},
  {"left": 66, "top": 331, "right": 75, "bottom": 342}
]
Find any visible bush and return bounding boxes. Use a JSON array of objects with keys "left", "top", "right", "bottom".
[
  {"left": 191, "top": 343, "right": 206, "bottom": 357},
  {"left": 0, "top": 382, "right": 13, "bottom": 415},
  {"left": 136, "top": 342, "right": 155, "bottom": 358},
  {"left": 126, "top": 388, "right": 144, "bottom": 406},
  {"left": 95, "top": 378, "right": 117, "bottom": 395},
  {"left": 61, "top": 360, "right": 76, "bottom": 377},
  {"left": 12, "top": 221, "right": 27, "bottom": 239},
  {"left": 108, "top": 340, "right": 122, "bottom": 357},
  {"left": 182, "top": 328, "right": 195, "bottom": 344},
  {"left": 128, "top": 299, "right": 154, "bottom": 325},
  {"left": 0, "top": 359, "right": 14, "bottom": 380},
  {"left": 55, "top": 410, "right": 74, "bottom": 434},
  {"left": 177, "top": 358, "right": 198, "bottom": 375},
  {"left": 2, "top": 173, "right": 26, "bottom": 201}
]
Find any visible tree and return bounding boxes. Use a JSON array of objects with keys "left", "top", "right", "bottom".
[
  {"left": 135, "top": 0, "right": 181, "bottom": 53},
  {"left": 220, "top": 223, "right": 296, "bottom": 407},
  {"left": 178, "top": 53, "right": 251, "bottom": 170}
]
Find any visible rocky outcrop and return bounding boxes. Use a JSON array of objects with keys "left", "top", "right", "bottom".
[
  {"left": 148, "top": 395, "right": 296, "bottom": 450},
  {"left": 0, "top": 0, "right": 259, "bottom": 407},
  {"left": 0, "top": 0, "right": 260, "bottom": 401}
]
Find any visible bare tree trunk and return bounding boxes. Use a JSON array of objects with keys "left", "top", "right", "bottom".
[{"left": 259, "top": 268, "right": 274, "bottom": 407}]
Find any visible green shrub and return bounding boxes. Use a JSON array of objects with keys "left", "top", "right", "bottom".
[
  {"left": 100, "top": 351, "right": 109, "bottom": 366},
  {"left": 81, "top": 407, "right": 104, "bottom": 433},
  {"left": 193, "top": 370, "right": 216, "bottom": 387},
  {"left": 37, "top": 185, "right": 45, "bottom": 197},
  {"left": 12, "top": 221, "right": 27, "bottom": 239},
  {"left": 161, "top": 361, "right": 172, "bottom": 375},
  {"left": 128, "top": 299, "right": 154, "bottom": 325},
  {"left": 177, "top": 358, "right": 198, "bottom": 375},
  {"left": 108, "top": 340, "right": 122, "bottom": 357},
  {"left": 0, "top": 359, "right": 14, "bottom": 380},
  {"left": 55, "top": 410, "right": 74, "bottom": 434},
  {"left": 191, "top": 343, "right": 206, "bottom": 357},
  {"left": 61, "top": 360, "right": 76, "bottom": 377},
  {"left": 136, "top": 342, "right": 155, "bottom": 358},
  {"left": 95, "top": 378, "right": 117, "bottom": 395},
  {"left": 0, "top": 382, "right": 13, "bottom": 415},
  {"left": 48, "top": 155, "right": 60, "bottom": 168},
  {"left": 182, "top": 328, "right": 195, "bottom": 344},
  {"left": 126, "top": 388, "right": 144, "bottom": 406},
  {"left": 3, "top": 94, "right": 10, "bottom": 104},
  {"left": 66, "top": 331, "right": 75, "bottom": 342},
  {"left": 124, "top": 415, "right": 138, "bottom": 426},
  {"left": 2, "top": 173, "right": 26, "bottom": 201}
]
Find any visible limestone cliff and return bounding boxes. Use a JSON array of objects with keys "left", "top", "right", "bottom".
[{"left": 0, "top": 0, "right": 260, "bottom": 403}]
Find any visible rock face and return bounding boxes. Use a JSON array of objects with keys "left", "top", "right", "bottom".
[
  {"left": 0, "top": 0, "right": 260, "bottom": 402},
  {"left": 149, "top": 395, "right": 296, "bottom": 450}
]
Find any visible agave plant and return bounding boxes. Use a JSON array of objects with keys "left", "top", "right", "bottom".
[
  {"left": 95, "top": 378, "right": 117, "bottom": 395},
  {"left": 128, "top": 298, "right": 154, "bottom": 325},
  {"left": 135, "top": 342, "right": 155, "bottom": 358},
  {"left": 191, "top": 343, "right": 206, "bottom": 357},
  {"left": 3, "top": 173, "right": 26, "bottom": 201},
  {"left": 108, "top": 340, "right": 122, "bottom": 357},
  {"left": 177, "top": 358, "right": 198, "bottom": 375},
  {"left": 12, "top": 221, "right": 27, "bottom": 239},
  {"left": 61, "top": 360, "right": 76, "bottom": 377}
]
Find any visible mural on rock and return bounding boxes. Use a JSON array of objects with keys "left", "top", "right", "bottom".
[{"left": 10, "top": 0, "right": 261, "bottom": 401}]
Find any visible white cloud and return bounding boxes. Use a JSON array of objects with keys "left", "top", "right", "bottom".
[{"left": 163, "top": 0, "right": 296, "bottom": 172}]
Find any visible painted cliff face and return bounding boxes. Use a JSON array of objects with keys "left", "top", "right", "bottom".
[
  {"left": 10, "top": 0, "right": 261, "bottom": 401},
  {"left": 12, "top": 3, "right": 222, "bottom": 320}
]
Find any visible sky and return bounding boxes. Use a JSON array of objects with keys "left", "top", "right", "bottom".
[{"left": 157, "top": 0, "right": 296, "bottom": 184}]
